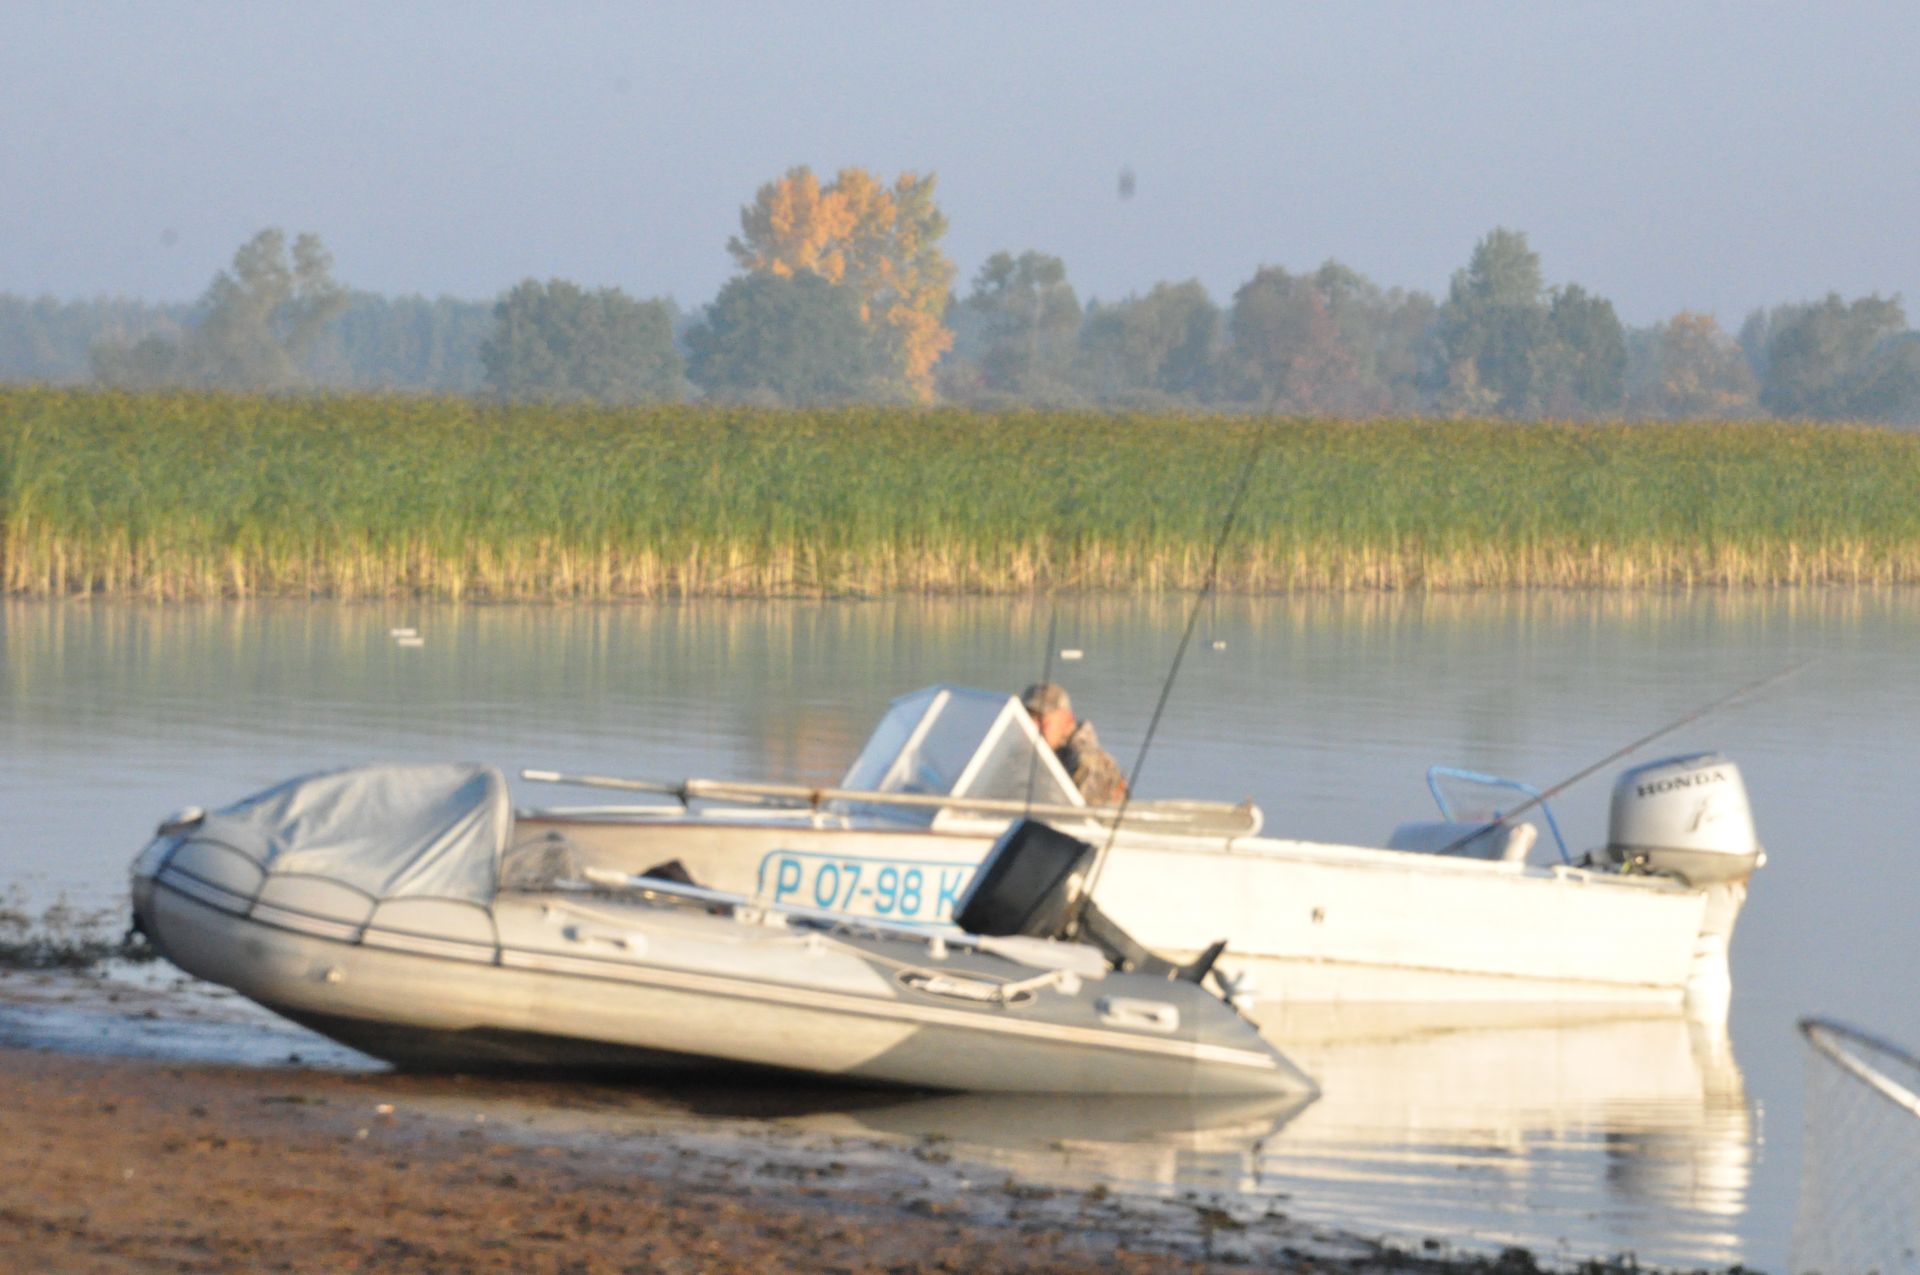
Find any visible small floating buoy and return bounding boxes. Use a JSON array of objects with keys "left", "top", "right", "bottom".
[
  {"left": 395, "top": 635, "right": 425, "bottom": 648},
  {"left": 1058, "top": 648, "right": 1084, "bottom": 661},
  {"left": 389, "top": 627, "right": 418, "bottom": 638},
  {"left": 1208, "top": 639, "right": 1227, "bottom": 651}
]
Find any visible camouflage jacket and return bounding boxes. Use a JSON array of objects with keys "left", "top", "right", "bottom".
[{"left": 1057, "top": 720, "right": 1127, "bottom": 806}]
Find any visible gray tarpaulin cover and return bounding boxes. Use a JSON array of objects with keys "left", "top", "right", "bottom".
[{"left": 201, "top": 763, "right": 510, "bottom": 904}]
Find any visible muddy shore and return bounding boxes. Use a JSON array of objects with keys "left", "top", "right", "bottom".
[
  {"left": 2, "top": 1044, "right": 1398, "bottom": 1274},
  {"left": 0, "top": 967, "right": 1719, "bottom": 1274}
]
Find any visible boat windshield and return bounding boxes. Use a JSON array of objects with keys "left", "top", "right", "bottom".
[{"left": 838, "top": 686, "right": 1081, "bottom": 826}]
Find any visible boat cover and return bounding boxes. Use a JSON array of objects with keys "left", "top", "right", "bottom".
[{"left": 198, "top": 762, "right": 510, "bottom": 904}]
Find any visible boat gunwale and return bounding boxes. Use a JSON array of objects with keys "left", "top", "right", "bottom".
[{"left": 517, "top": 809, "right": 1713, "bottom": 896}]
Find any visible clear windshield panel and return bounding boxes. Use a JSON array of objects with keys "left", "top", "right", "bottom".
[
  {"left": 955, "top": 712, "right": 1080, "bottom": 809},
  {"left": 834, "top": 687, "right": 1021, "bottom": 827},
  {"left": 839, "top": 690, "right": 935, "bottom": 793},
  {"left": 884, "top": 690, "right": 1009, "bottom": 796}
]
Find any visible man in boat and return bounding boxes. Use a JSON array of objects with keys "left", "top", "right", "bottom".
[{"left": 1021, "top": 682, "right": 1128, "bottom": 806}]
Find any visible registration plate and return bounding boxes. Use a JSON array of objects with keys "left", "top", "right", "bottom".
[{"left": 756, "top": 850, "right": 977, "bottom": 925}]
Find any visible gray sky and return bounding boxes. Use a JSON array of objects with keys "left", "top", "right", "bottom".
[{"left": 4, "top": 2, "right": 1917, "bottom": 327}]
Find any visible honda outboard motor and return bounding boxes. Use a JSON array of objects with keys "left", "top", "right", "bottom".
[{"left": 1602, "top": 753, "right": 1763, "bottom": 886}]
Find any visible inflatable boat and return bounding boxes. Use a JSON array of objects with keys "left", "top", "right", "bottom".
[{"left": 130, "top": 763, "right": 1312, "bottom": 1096}]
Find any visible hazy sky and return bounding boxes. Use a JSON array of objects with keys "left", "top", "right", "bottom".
[{"left": 5, "top": 2, "right": 1918, "bottom": 326}]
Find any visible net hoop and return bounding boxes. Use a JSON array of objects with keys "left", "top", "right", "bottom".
[{"left": 1800, "top": 1016, "right": 1920, "bottom": 1122}]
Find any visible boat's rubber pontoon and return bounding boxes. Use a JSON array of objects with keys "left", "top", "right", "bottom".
[{"left": 131, "top": 763, "right": 1313, "bottom": 1096}]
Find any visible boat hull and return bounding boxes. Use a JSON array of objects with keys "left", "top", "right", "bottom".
[
  {"left": 518, "top": 813, "right": 1741, "bottom": 1016},
  {"left": 135, "top": 866, "right": 1306, "bottom": 1097}
]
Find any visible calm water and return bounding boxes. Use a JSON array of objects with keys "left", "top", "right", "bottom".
[{"left": 4, "top": 592, "right": 1917, "bottom": 1271}]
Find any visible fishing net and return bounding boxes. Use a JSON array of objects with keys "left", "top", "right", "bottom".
[{"left": 1792, "top": 1017, "right": 1920, "bottom": 1274}]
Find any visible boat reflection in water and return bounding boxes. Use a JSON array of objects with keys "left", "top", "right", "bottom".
[
  {"left": 765, "top": 1008, "right": 1751, "bottom": 1271},
  {"left": 1256, "top": 1008, "right": 1751, "bottom": 1269},
  {"left": 793, "top": 1089, "right": 1317, "bottom": 1207}
]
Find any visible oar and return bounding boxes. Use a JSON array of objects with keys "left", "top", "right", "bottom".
[{"left": 519, "top": 768, "right": 1255, "bottom": 833}]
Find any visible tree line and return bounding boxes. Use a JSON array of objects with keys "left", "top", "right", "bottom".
[{"left": 4, "top": 168, "right": 1919, "bottom": 423}]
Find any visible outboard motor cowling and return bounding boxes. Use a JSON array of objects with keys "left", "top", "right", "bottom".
[
  {"left": 1603, "top": 752, "right": 1763, "bottom": 886},
  {"left": 957, "top": 819, "right": 1230, "bottom": 984},
  {"left": 955, "top": 819, "right": 1096, "bottom": 939}
]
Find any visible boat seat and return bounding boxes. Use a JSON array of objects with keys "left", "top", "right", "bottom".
[{"left": 1385, "top": 819, "right": 1537, "bottom": 863}]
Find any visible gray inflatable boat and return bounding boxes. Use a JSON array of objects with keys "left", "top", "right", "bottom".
[{"left": 130, "top": 763, "right": 1312, "bottom": 1096}]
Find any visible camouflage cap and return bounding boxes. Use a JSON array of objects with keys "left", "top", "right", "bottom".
[{"left": 1020, "top": 682, "right": 1071, "bottom": 716}]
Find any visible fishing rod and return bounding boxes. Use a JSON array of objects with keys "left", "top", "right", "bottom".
[
  {"left": 1436, "top": 656, "right": 1814, "bottom": 856},
  {"left": 1023, "top": 610, "right": 1060, "bottom": 813},
  {"left": 1079, "top": 419, "right": 1276, "bottom": 902}
]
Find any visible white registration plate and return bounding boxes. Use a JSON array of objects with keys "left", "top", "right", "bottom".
[{"left": 755, "top": 850, "right": 977, "bottom": 925}]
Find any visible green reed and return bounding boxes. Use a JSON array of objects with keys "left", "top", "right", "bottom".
[{"left": 4, "top": 386, "right": 1919, "bottom": 598}]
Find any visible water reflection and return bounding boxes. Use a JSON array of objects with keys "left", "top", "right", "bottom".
[
  {"left": 761, "top": 1010, "right": 1753, "bottom": 1267},
  {"left": 1262, "top": 1011, "right": 1751, "bottom": 1267},
  {"left": 726, "top": 1090, "right": 1316, "bottom": 1203}
]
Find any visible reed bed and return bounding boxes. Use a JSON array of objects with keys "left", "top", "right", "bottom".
[{"left": 4, "top": 386, "right": 1920, "bottom": 599}]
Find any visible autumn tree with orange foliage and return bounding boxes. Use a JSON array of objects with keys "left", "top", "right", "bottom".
[{"left": 727, "top": 166, "right": 955, "bottom": 401}]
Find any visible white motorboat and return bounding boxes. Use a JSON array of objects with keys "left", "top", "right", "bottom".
[
  {"left": 129, "top": 762, "right": 1312, "bottom": 1096},
  {"left": 517, "top": 685, "right": 1766, "bottom": 1019}
]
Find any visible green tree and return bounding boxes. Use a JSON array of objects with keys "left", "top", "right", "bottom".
[
  {"left": 92, "top": 228, "right": 346, "bottom": 390},
  {"left": 1759, "top": 293, "right": 1908, "bottom": 418},
  {"left": 960, "top": 251, "right": 1082, "bottom": 401},
  {"left": 1368, "top": 286, "right": 1441, "bottom": 413},
  {"left": 309, "top": 292, "right": 493, "bottom": 393},
  {"left": 1842, "top": 334, "right": 1920, "bottom": 423},
  {"left": 0, "top": 296, "right": 184, "bottom": 385},
  {"left": 1305, "top": 261, "right": 1437, "bottom": 413},
  {"left": 88, "top": 334, "right": 189, "bottom": 390},
  {"left": 1436, "top": 230, "right": 1625, "bottom": 415},
  {"left": 1736, "top": 308, "right": 1772, "bottom": 384},
  {"left": 1436, "top": 228, "right": 1550, "bottom": 412},
  {"left": 685, "top": 272, "right": 886, "bottom": 405},
  {"left": 480, "top": 279, "right": 683, "bottom": 404},
  {"left": 1227, "top": 265, "right": 1366, "bottom": 412},
  {"left": 1531, "top": 284, "right": 1627, "bottom": 414},
  {"left": 1626, "top": 312, "right": 1756, "bottom": 418},
  {"left": 1077, "top": 280, "right": 1220, "bottom": 405}
]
